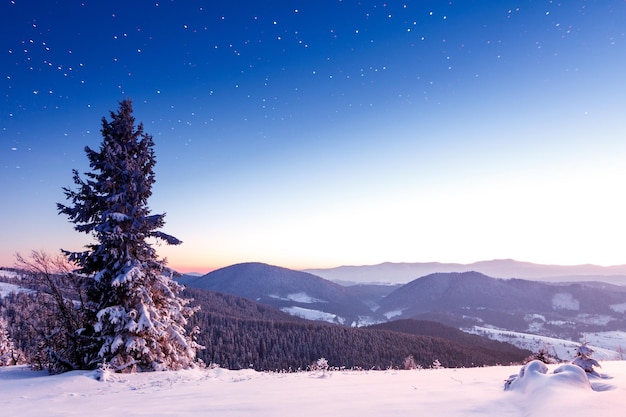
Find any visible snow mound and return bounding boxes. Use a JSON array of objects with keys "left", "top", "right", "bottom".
[{"left": 505, "top": 360, "right": 592, "bottom": 392}]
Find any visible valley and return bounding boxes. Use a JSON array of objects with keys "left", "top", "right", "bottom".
[{"left": 3, "top": 260, "right": 626, "bottom": 372}]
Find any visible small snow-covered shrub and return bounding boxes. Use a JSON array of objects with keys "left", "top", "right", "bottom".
[
  {"left": 403, "top": 355, "right": 419, "bottom": 370},
  {"left": 525, "top": 345, "right": 559, "bottom": 364},
  {"left": 316, "top": 357, "right": 329, "bottom": 372},
  {"left": 309, "top": 357, "right": 332, "bottom": 378},
  {"left": 95, "top": 361, "right": 112, "bottom": 382}
]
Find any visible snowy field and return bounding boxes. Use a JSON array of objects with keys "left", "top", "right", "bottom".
[
  {"left": 468, "top": 326, "right": 625, "bottom": 361},
  {"left": 0, "top": 282, "right": 21, "bottom": 298},
  {"left": 0, "top": 281, "right": 33, "bottom": 298},
  {"left": 1, "top": 361, "right": 625, "bottom": 417}
]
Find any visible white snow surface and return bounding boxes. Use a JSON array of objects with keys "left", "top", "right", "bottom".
[
  {"left": 468, "top": 326, "right": 621, "bottom": 361},
  {"left": 383, "top": 309, "right": 404, "bottom": 319},
  {"left": 269, "top": 292, "right": 326, "bottom": 303},
  {"left": 280, "top": 306, "right": 344, "bottom": 324},
  {"left": 0, "top": 282, "right": 30, "bottom": 298},
  {"left": 584, "top": 331, "right": 626, "bottom": 353},
  {"left": 2, "top": 362, "right": 626, "bottom": 417},
  {"left": 609, "top": 302, "right": 626, "bottom": 314},
  {"left": 552, "top": 292, "right": 580, "bottom": 311},
  {"left": 0, "top": 270, "right": 18, "bottom": 279},
  {"left": 575, "top": 313, "right": 614, "bottom": 326}
]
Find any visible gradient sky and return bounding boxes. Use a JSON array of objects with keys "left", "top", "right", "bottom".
[{"left": 2, "top": 1, "right": 626, "bottom": 273}]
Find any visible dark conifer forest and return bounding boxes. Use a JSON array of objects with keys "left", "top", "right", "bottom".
[{"left": 183, "top": 287, "right": 530, "bottom": 370}]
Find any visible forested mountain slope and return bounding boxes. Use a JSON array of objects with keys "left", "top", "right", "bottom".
[
  {"left": 181, "top": 262, "right": 378, "bottom": 325},
  {"left": 368, "top": 319, "right": 529, "bottom": 359},
  {"left": 377, "top": 271, "right": 626, "bottom": 340},
  {"left": 183, "top": 287, "right": 530, "bottom": 370}
]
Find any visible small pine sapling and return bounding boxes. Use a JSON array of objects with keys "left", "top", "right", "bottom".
[{"left": 571, "top": 341, "right": 601, "bottom": 376}]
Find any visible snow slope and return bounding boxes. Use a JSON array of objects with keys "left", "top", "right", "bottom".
[
  {"left": 468, "top": 326, "right": 623, "bottom": 361},
  {"left": 1, "top": 362, "right": 625, "bottom": 417},
  {"left": 0, "top": 282, "right": 31, "bottom": 298}
]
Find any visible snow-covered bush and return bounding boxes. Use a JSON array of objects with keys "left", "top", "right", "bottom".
[
  {"left": 525, "top": 345, "right": 559, "bottom": 364},
  {"left": 309, "top": 357, "right": 331, "bottom": 377},
  {"left": 316, "top": 357, "right": 329, "bottom": 372},
  {"left": 95, "top": 361, "right": 112, "bottom": 382},
  {"left": 403, "top": 355, "right": 419, "bottom": 370}
]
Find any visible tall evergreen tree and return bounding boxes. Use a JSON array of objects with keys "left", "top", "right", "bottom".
[{"left": 58, "top": 99, "right": 200, "bottom": 372}]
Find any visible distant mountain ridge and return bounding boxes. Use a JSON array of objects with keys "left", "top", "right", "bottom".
[{"left": 304, "top": 259, "right": 626, "bottom": 285}]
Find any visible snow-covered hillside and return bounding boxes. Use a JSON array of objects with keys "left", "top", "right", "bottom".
[
  {"left": 468, "top": 326, "right": 625, "bottom": 361},
  {"left": 0, "top": 282, "right": 22, "bottom": 298},
  {"left": 1, "top": 362, "right": 625, "bottom": 417}
]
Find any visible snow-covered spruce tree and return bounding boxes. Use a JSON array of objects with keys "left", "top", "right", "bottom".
[
  {"left": 57, "top": 99, "right": 200, "bottom": 372},
  {"left": 571, "top": 341, "right": 601, "bottom": 375},
  {"left": 0, "top": 316, "right": 23, "bottom": 366}
]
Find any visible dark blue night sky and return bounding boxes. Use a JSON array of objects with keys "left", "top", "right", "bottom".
[{"left": 2, "top": 1, "right": 626, "bottom": 272}]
